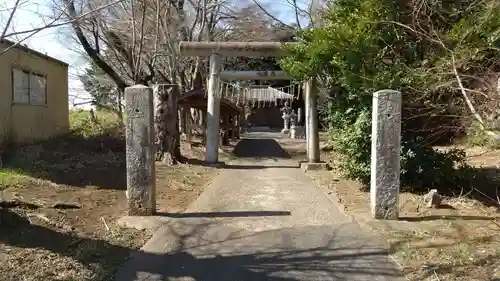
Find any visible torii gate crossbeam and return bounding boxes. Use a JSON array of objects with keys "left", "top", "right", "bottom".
[{"left": 218, "top": 71, "right": 291, "bottom": 81}]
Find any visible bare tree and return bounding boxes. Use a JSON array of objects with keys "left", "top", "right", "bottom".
[
  {"left": 57, "top": 0, "right": 310, "bottom": 164},
  {"left": 0, "top": 0, "right": 123, "bottom": 55},
  {"left": 247, "top": 0, "right": 326, "bottom": 29},
  {"left": 385, "top": 0, "right": 500, "bottom": 140},
  {"left": 57, "top": 0, "right": 233, "bottom": 164}
]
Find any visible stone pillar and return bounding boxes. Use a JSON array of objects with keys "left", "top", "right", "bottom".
[
  {"left": 297, "top": 107, "right": 302, "bottom": 126},
  {"left": 370, "top": 89, "right": 402, "bottom": 220},
  {"left": 205, "top": 53, "right": 222, "bottom": 164},
  {"left": 305, "top": 78, "right": 320, "bottom": 163},
  {"left": 281, "top": 113, "right": 290, "bottom": 134},
  {"left": 124, "top": 85, "right": 156, "bottom": 216},
  {"left": 290, "top": 110, "right": 298, "bottom": 139}
]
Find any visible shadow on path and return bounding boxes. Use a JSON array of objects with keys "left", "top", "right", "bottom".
[
  {"left": 233, "top": 138, "right": 291, "bottom": 159},
  {"left": 116, "top": 221, "right": 406, "bottom": 281},
  {"left": 185, "top": 137, "right": 298, "bottom": 169},
  {"left": 222, "top": 163, "right": 300, "bottom": 169},
  {"left": 0, "top": 201, "right": 406, "bottom": 281},
  {"left": 400, "top": 215, "right": 497, "bottom": 222},
  {"left": 121, "top": 247, "right": 395, "bottom": 281},
  {"left": 156, "top": 211, "right": 292, "bottom": 218},
  {"left": 185, "top": 158, "right": 300, "bottom": 169}
]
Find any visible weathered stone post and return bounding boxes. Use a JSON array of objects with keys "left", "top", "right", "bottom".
[
  {"left": 305, "top": 78, "right": 320, "bottom": 163},
  {"left": 290, "top": 110, "right": 298, "bottom": 139},
  {"left": 206, "top": 53, "right": 222, "bottom": 164},
  {"left": 125, "top": 85, "right": 156, "bottom": 216},
  {"left": 297, "top": 107, "right": 302, "bottom": 126},
  {"left": 370, "top": 89, "right": 402, "bottom": 220},
  {"left": 280, "top": 101, "right": 292, "bottom": 134},
  {"left": 281, "top": 113, "right": 291, "bottom": 134}
]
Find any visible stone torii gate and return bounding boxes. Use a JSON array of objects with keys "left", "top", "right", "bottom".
[
  {"left": 179, "top": 41, "right": 323, "bottom": 168},
  {"left": 121, "top": 42, "right": 401, "bottom": 220}
]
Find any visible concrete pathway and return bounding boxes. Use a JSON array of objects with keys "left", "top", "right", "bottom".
[{"left": 116, "top": 132, "right": 404, "bottom": 281}]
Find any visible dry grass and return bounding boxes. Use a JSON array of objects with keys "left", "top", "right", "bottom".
[{"left": 0, "top": 136, "right": 220, "bottom": 281}]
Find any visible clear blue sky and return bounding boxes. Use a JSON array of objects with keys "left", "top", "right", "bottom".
[{"left": 1, "top": 0, "right": 308, "bottom": 109}]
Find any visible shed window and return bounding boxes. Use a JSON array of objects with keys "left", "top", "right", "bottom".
[{"left": 12, "top": 68, "right": 47, "bottom": 105}]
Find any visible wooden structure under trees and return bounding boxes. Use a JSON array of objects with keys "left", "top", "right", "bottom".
[{"left": 179, "top": 88, "right": 242, "bottom": 146}]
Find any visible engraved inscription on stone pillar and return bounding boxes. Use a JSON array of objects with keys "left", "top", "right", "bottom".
[
  {"left": 125, "top": 85, "right": 156, "bottom": 216},
  {"left": 370, "top": 89, "right": 402, "bottom": 220}
]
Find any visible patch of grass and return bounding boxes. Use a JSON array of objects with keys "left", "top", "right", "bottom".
[
  {"left": 69, "top": 109, "right": 123, "bottom": 137},
  {"left": 449, "top": 243, "right": 476, "bottom": 265},
  {"left": 181, "top": 170, "right": 203, "bottom": 186},
  {"left": 3, "top": 109, "right": 126, "bottom": 189},
  {"left": 4, "top": 134, "right": 126, "bottom": 189},
  {"left": 466, "top": 121, "right": 500, "bottom": 149},
  {"left": 0, "top": 168, "right": 29, "bottom": 189}
]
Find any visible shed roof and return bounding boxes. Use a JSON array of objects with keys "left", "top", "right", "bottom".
[
  {"left": 179, "top": 88, "right": 242, "bottom": 114},
  {"left": 0, "top": 39, "right": 69, "bottom": 67}
]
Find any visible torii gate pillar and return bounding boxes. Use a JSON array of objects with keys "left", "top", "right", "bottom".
[
  {"left": 305, "top": 78, "right": 320, "bottom": 163},
  {"left": 205, "top": 53, "right": 222, "bottom": 164}
]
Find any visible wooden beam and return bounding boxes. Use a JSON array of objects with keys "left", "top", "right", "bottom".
[
  {"left": 179, "top": 41, "right": 296, "bottom": 57},
  {"left": 218, "top": 71, "right": 292, "bottom": 81}
]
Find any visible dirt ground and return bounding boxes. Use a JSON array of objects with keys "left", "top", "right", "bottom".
[
  {"left": 5, "top": 130, "right": 500, "bottom": 281},
  {"left": 283, "top": 136, "right": 500, "bottom": 281},
  {"left": 0, "top": 138, "right": 224, "bottom": 281}
]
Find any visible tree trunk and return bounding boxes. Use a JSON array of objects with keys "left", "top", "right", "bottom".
[{"left": 153, "top": 84, "right": 182, "bottom": 165}]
